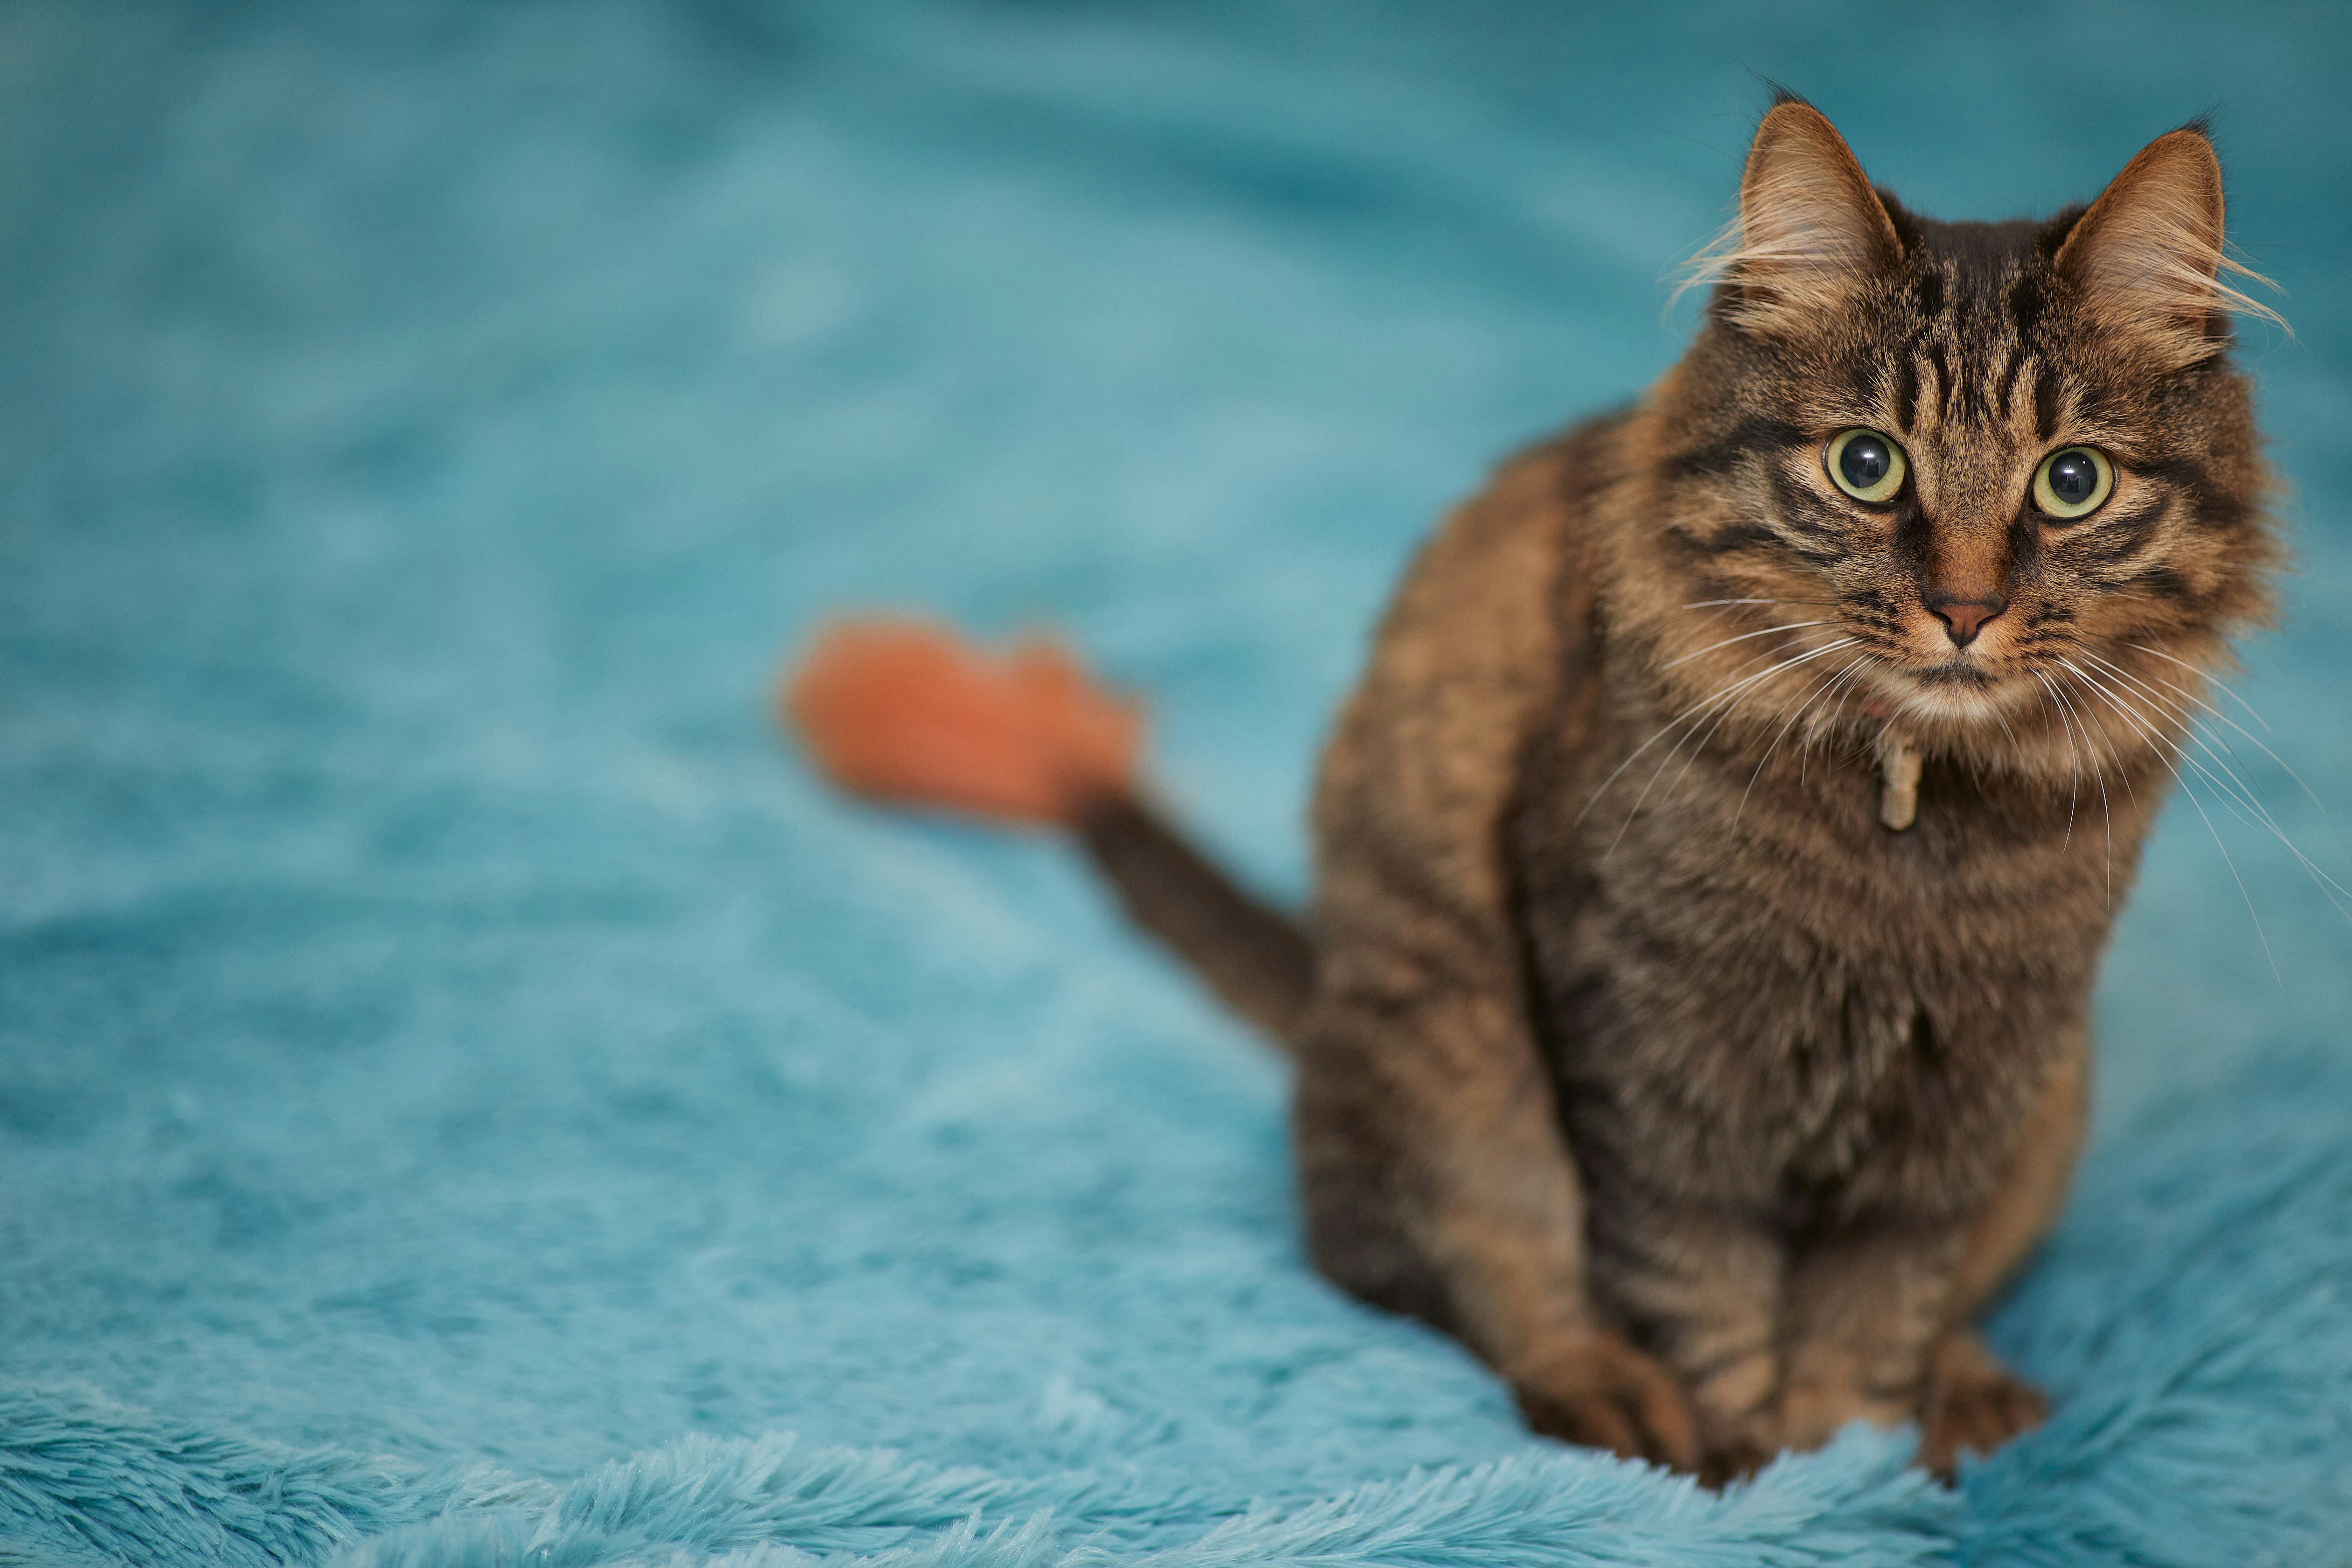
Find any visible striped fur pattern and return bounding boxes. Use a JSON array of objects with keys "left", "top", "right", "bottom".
[{"left": 1280, "top": 97, "right": 2280, "bottom": 1480}]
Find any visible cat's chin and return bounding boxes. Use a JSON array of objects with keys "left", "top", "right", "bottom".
[
  {"left": 1906, "top": 659, "right": 1999, "bottom": 693},
  {"left": 1893, "top": 689, "right": 1999, "bottom": 726},
  {"left": 1875, "top": 662, "right": 2035, "bottom": 730}
]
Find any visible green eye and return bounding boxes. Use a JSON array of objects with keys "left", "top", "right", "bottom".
[
  {"left": 2033, "top": 446, "right": 2114, "bottom": 520},
  {"left": 1826, "top": 428, "right": 1907, "bottom": 505}
]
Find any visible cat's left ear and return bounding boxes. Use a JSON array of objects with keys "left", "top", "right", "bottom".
[{"left": 2055, "top": 125, "right": 2250, "bottom": 366}]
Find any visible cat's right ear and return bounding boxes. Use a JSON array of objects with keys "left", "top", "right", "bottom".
[{"left": 1720, "top": 99, "right": 1903, "bottom": 334}]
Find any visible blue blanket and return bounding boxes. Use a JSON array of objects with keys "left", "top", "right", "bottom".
[{"left": 6, "top": 4, "right": 2351, "bottom": 1564}]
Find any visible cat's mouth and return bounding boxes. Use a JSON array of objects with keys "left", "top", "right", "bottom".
[
  {"left": 1909, "top": 659, "right": 1997, "bottom": 688},
  {"left": 1849, "top": 650, "right": 2013, "bottom": 727}
]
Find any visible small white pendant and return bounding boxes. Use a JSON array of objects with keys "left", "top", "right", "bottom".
[{"left": 1877, "top": 730, "right": 1922, "bottom": 831}]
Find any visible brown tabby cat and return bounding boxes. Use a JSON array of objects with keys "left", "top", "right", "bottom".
[{"left": 787, "top": 96, "right": 2278, "bottom": 1481}]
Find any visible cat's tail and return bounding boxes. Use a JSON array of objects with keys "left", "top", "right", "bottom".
[{"left": 782, "top": 620, "right": 1316, "bottom": 1045}]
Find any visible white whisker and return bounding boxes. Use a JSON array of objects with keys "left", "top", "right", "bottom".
[
  {"left": 1680, "top": 598, "right": 1837, "bottom": 610},
  {"left": 1799, "top": 657, "right": 1871, "bottom": 785},
  {"left": 1603, "top": 637, "right": 1861, "bottom": 853},
  {"left": 1653, "top": 638, "right": 1862, "bottom": 820},
  {"left": 2124, "top": 641, "right": 2273, "bottom": 734},
  {"left": 1736, "top": 659, "right": 1856, "bottom": 826},
  {"left": 2066, "top": 653, "right": 2352, "bottom": 911},
  {"left": 2036, "top": 668, "right": 2117, "bottom": 907},
  {"left": 1575, "top": 634, "right": 1845, "bottom": 827},
  {"left": 2059, "top": 663, "right": 2289, "bottom": 985},
  {"left": 1661, "top": 620, "right": 1837, "bottom": 671},
  {"left": 2031, "top": 671, "right": 2085, "bottom": 846},
  {"left": 2084, "top": 648, "right": 2325, "bottom": 819}
]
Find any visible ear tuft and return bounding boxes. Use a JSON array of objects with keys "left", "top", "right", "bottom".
[
  {"left": 2055, "top": 125, "right": 2283, "bottom": 364},
  {"left": 1687, "top": 102, "right": 1902, "bottom": 334}
]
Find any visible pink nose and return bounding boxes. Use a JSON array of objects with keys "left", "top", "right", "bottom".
[{"left": 1928, "top": 595, "right": 2005, "bottom": 648}]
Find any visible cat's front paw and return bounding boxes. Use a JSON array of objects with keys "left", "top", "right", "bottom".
[
  {"left": 1695, "top": 1438, "right": 1775, "bottom": 1490},
  {"left": 1920, "top": 1331, "right": 2047, "bottom": 1478},
  {"left": 1512, "top": 1332, "right": 1701, "bottom": 1472}
]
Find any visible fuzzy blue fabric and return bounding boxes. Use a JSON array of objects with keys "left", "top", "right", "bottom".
[{"left": 5, "top": 4, "right": 2351, "bottom": 1566}]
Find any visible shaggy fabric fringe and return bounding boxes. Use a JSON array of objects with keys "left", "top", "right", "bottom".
[{"left": 8, "top": 1058, "right": 2350, "bottom": 1567}]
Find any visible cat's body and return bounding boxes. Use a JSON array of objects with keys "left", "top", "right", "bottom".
[
  {"left": 1302, "top": 415, "right": 2121, "bottom": 1473},
  {"left": 790, "top": 98, "right": 2276, "bottom": 1477}
]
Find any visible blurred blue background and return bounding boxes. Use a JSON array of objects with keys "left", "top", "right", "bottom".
[{"left": 2, "top": 2, "right": 2348, "bottom": 1563}]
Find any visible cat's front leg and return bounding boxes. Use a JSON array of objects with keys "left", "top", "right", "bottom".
[
  {"left": 1913, "top": 1032, "right": 2085, "bottom": 1474},
  {"left": 1585, "top": 1200, "right": 1789, "bottom": 1478},
  {"left": 1295, "top": 968, "right": 1699, "bottom": 1471},
  {"left": 1775, "top": 1221, "right": 1966, "bottom": 1452}
]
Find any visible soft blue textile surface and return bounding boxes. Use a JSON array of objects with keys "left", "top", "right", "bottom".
[{"left": 5, "top": 4, "right": 2351, "bottom": 1565}]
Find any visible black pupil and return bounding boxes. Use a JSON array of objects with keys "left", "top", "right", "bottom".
[
  {"left": 1839, "top": 434, "right": 1892, "bottom": 492},
  {"left": 2047, "top": 450, "right": 2099, "bottom": 507}
]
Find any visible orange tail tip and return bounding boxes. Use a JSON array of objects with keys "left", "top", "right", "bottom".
[{"left": 782, "top": 619, "right": 1142, "bottom": 825}]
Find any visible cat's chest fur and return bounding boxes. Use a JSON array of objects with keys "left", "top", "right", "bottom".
[{"left": 1511, "top": 652, "right": 2156, "bottom": 1228}]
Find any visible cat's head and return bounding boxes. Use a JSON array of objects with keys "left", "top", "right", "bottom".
[{"left": 1637, "top": 95, "right": 2280, "bottom": 780}]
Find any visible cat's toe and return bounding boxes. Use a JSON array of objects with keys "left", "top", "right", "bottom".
[
  {"left": 1513, "top": 1331, "right": 1702, "bottom": 1473},
  {"left": 1696, "top": 1440, "right": 1773, "bottom": 1490},
  {"left": 1921, "top": 1332, "right": 2048, "bottom": 1478}
]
